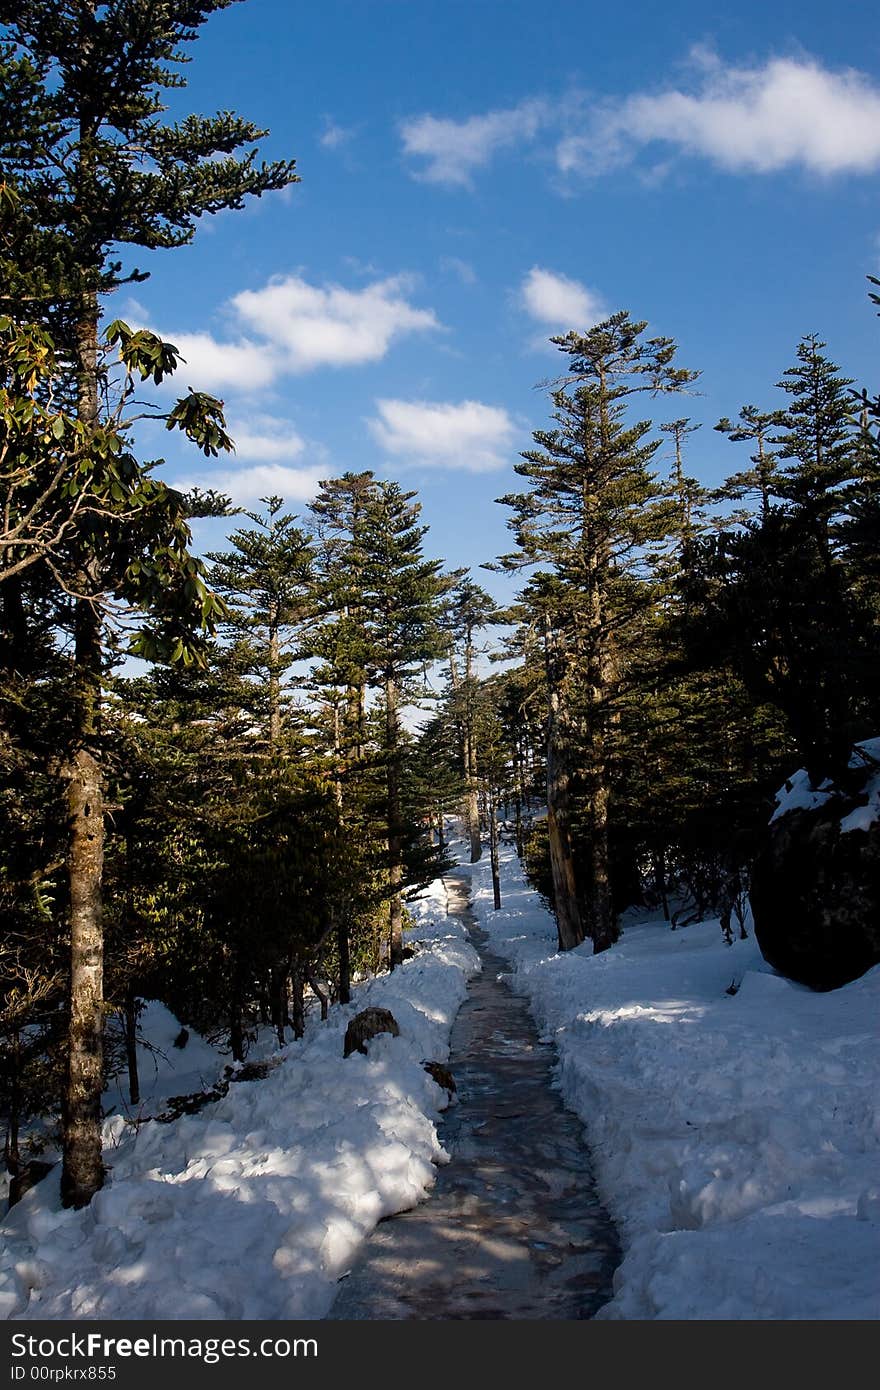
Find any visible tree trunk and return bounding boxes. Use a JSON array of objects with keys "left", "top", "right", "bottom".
[
  {"left": 4, "top": 1028, "right": 21, "bottom": 1185},
  {"left": 332, "top": 704, "right": 351, "bottom": 1005},
  {"left": 653, "top": 847, "right": 670, "bottom": 921},
  {"left": 336, "top": 910, "right": 351, "bottom": 1005},
  {"left": 466, "top": 763, "right": 482, "bottom": 863},
  {"left": 268, "top": 601, "right": 281, "bottom": 746},
  {"left": 514, "top": 747, "right": 524, "bottom": 858},
  {"left": 545, "top": 708, "right": 586, "bottom": 951},
  {"left": 489, "top": 790, "right": 501, "bottom": 910},
  {"left": 229, "top": 969, "right": 245, "bottom": 1063},
  {"left": 449, "top": 648, "right": 481, "bottom": 861},
  {"left": 305, "top": 968, "right": 329, "bottom": 1022},
  {"left": 465, "top": 637, "right": 482, "bottom": 863},
  {"left": 62, "top": 728, "right": 105, "bottom": 1206},
  {"left": 543, "top": 617, "right": 586, "bottom": 952},
  {"left": 588, "top": 774, "right": 617, "bottom": 953},
  {"left": 290, "top": 966, "right": 305, "bottom": 1040},
  {"left": 123, "top": 989, "right": 140, "bottom": 1108},
  {"left": 269, "top": 965, "right": 288, "bottom": 1047},
  {"left": 386, "top": 675, "right": 404, "bottom": 969},
  {"left": 61, "top": 263, "right": 106, "bottom": 1207}
]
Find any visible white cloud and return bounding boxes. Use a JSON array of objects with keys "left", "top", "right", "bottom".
[
  {"left": 145, "top": 273, "right": 439, "bottom": 395},
  {"left": 232, "top": 274, "right": 440, "bottom": 372},
  {"left": 174, "top": 463, "right": 325, "bottom": 505},
  {"left": 168, "top": 332, "right": 280, "bottom": 393},
  {"left": 520, "top": 267, "right": 606, "bottom": 333},
  {"left": 559, "top": 56, "right": 880, "bottom": 177},
  {"left": 399, "top": 56, "right": 880, "bottom": 190},
  {"left": 369, "top": 398, "right": 516, "bottom": 472},
  {"left": 440, "top": 256, "right": 478, "bottom": 285},
  {"left": 227, "top": 414, "right": 305, "bottom": 462},
  {"left": 399, "top": 99, "right": 548, "bottom": 187},
  {"left": 320, "top": 120, "right": 355, "bottom": 150}
]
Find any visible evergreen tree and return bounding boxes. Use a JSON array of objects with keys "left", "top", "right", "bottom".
[
  {"left": 713, "top": 405, "right": 781, "bottom": 521},
  {"left": 304, "top": 472, "right": 382, "bottom": 1000},
  {"left": 685, "top": 335, "right": 871, "bottom": 787},
  {"left": 359, "top": 480, "right": 451, "bottom": 967},
  {"left": 0, "top": 0, "right": 297, "bottom": 1206},
  {"left": 498, "top": 311, "right": 697, "bottom": 952},
  {"left": 659, "top": 417, "right": 706, "bottom": 556},
  {"left": 772, "top": 335, "right": 856, "bottom": 535},
  {"left": 442, "top": 575, "right": 497, "bottom": 863},
  {"left": 207, "top": 497, "right": 313, "bottom": 750}
]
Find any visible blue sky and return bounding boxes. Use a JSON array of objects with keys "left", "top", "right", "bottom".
[{"left": 124, "top": 0, "right": 880, "bottom": 601}]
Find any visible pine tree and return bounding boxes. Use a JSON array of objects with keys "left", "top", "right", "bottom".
[
  {"left": 713, "top": 406, "right": 781, "bottom": 521},
  {"left": 659, "top": 418, "right": 705, "bottom": 554},
  {"left": 304, "top": 472, "right": 381, "bottom": 1000},
  {"left": 0, "top": 0, "right": 297, "bottom": 1206},
  {"left": 359, "top": 480, "right": 450, "bottom": 967},
  {"left": 442, "top": 575, "right": 497, "bottom": 863},
  {"left": 207, "top": 498, "right": 313, "bottom": 750},
  {"left": 772, "top": 335, "right": 856, "bottom": 538},
  {"left": 685, "top": 337, "right": 866, "bottom": 786},
  {"left": 498, "top": 311, "right": 697, "bottom": 951}
]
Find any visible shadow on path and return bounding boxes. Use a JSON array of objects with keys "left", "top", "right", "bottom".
[{"left": 329, "top": 872, "right": 620, "bottom": 1320}]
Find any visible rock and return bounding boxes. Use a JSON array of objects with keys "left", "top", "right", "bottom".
[
  {"left": 227, "top": 1057, "right": 280, "bottom": 1083},
  {"left": 423, "top": 1061, "right": 456, "bottom": 1095},
  {"left": 343, "top": 1007, "right": 400, "bottom": 1058},
  {"left": 751, "top": 752, "right": 880, "bottom": 990},
  {"left": 7, "top": 1160, "right": 55, "bottom": 1210}
]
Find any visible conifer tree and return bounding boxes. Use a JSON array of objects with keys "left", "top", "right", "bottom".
[
  {"left": 359, "top": 480, "right": 450, "bottom": 967},
  {"left": 713, "top": 406, "right": 781, "bottom": 521},
  {"left": 0, "top": 0, "right": 297, "bottom": 1206},
  {"left": 304, "top": 472, "right": 381, "bottom": 999},
  {"left": 659, "top": 418, "right": 705, "bottom": 555},
  {"left": 772, "top": 335, "right": 856, "bottom": 536},
  {"left": 686, "top": 336, "right": 866, "bottom": 786},
  {"left": 498, "top": 312, "right": 696, "bottom": 952},
  {"left": 442, "top": 575, "right": 497, "bottom": 862},
  {"left": 207, "top": 498, "right": 313, "bottom": 750}
]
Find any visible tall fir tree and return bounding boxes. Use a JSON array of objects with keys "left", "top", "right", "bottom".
[
  {"left": 207, "top": 497, "right": 313, "bottom": 750},
  {"left": 498, "top": 311, "right": 697, "bottom": 951},
  {"left": 359, "top": 480, "right": 451, "bottom": 967},
  {"left": 772, "top": 335, "right": 856, "bottom": 536},
  {"left": 442, "top": 575, "right": 497, "bottom": 863},
  {"left": 0, "top": 0, "right": 297, "bottom": 1206},
  {"left": 713, "top": 405, "right": 782, "bottom": 522}
]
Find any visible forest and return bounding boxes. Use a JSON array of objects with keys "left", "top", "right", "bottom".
[{"left": 1, "top": 0, "right": 878, "bottom": 1248}]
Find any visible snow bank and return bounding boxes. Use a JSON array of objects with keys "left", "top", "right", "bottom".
[
  {"left": 1, "top": 880, "right": 478, "bottom": 1321},
  {"left": 461, "top": 844, "right": 880, "bottom": 1320},
  {"left": 772, "top": 735, "right": 880, "bottom": 832}
]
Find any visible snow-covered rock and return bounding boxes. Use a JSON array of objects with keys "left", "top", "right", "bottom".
[{"left": 753, "top": 736, "right": 880, "bottom": 990}]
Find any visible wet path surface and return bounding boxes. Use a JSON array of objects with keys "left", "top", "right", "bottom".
[{"left": 329, "top": 874, "right": 620, "bottom": 1320}]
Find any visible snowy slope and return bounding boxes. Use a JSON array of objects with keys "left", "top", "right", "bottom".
[
  {"left": 0, "top": 879, "right": 478, "bottom": 1320},
  {"left": 461, "top": 843, "right": 880, "bottom": 1320}
]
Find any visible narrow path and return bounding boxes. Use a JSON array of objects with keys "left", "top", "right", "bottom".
[{"left": 328, "top": 873, "right": 620, "bottom": 1320}]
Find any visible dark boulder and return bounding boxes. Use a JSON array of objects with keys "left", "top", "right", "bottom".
[
  {"left": 7, "top": 1159, "right": 55, "bottom": 1210},
  {"left": 750, "top": 756, "right": 880, "bottom": 991},
  {"left": 423, "top": 1060, "right": 456, "bottom": 1096},
  {"left": 343, "top": 1007, "right": 400, "bottom": 1058}
]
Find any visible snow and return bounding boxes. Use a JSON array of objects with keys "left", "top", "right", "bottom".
[
  {"left": 459, "top": 842, "right": 880, "bottom": 1320},
  {"left": 841, "top": 736, "right": 880, "bottom": 834},
  {"left": 4, "top": 840, "right": 878, "bottom": 1322},
  {"left": 0, "top": 879, "right": 478, "bottom": 1320},
  {"left": 770, "top": 767, "right": 835, "bottom": 821},
  {"left": 771, "top": 734, "right": 880, "bottom": 832},
  {"left": 104, "top": 1001, "right": 230, "bottom": 1120}
]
